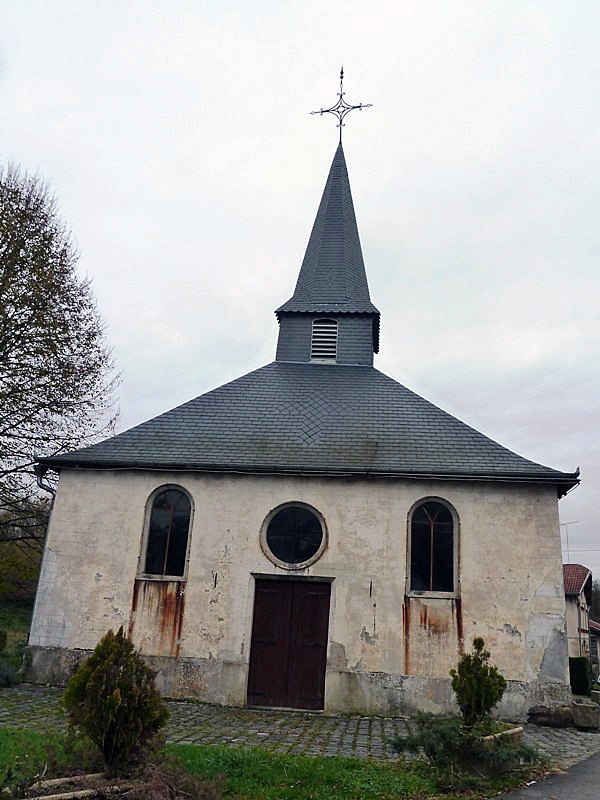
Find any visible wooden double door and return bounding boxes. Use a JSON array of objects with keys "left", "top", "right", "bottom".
[{"left": 247, "top": 579, "right": 331, "bottom": 710}]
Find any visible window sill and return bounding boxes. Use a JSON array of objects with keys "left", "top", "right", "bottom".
[
  {"left": 406, "top": 590, "right": 459, "bottom": 600},
  {"left": 136, "top": 574, "right": 187, "bottom": 582}
]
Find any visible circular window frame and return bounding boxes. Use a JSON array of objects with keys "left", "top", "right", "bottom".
[{"left": 260, "top": 502, "right": 328, "bottom": 570}]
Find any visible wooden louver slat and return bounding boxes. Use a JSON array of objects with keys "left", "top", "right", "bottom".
[{"left": 311, "top": 319, "right": 338, "bottom": 360}]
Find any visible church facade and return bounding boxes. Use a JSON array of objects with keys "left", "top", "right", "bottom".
[{"left": 28, "top": 144, "right": 578, "bottom": 719}]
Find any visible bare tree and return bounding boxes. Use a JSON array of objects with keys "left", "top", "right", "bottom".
[
  {"left": 0, "top": 496, "right": 47, "bottom": 599},
  {"left": 0, "top": 163, "right": 119, "bottom": 545}
]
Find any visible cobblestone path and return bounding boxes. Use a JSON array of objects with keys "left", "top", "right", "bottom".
[{"left": 2, "top": 685, "right": 600, "bottom": 766}]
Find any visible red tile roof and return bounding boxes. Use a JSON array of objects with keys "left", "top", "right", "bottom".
[
  {"left": 589, "top": 619, "right": 600, "bottom": 635},
  {"left": 563, "top": 563, "right": 592, "bottom": 595}
]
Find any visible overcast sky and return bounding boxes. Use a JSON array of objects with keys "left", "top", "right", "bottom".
[{"left": 2, "top": 1, "right": 598, "bottom": 578}]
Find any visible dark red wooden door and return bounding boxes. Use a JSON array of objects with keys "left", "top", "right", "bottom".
[{"left": 247, "top": 579, "right": 331, "bottom": 710}]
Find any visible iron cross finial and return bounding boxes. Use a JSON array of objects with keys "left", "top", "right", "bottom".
[{"left": 310, "top": 67, "right": 372, "bottom": 143}]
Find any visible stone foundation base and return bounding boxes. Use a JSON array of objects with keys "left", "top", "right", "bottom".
[
  {"left": 24, "top": 646, "right": 246, "bottom": 706},
  {"left": 324, "top": 669, "right": 572, "bottom": 721},
  {"left": 25, "top": 646, "right": 571, "bottom": 721}
]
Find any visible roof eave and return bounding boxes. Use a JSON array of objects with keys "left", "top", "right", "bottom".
[
  {"left": 274, "top": 306, "right": 380, "bottom": 317},
  {"left": 37, "top": 457, "right": 580, "bottom": 495}
]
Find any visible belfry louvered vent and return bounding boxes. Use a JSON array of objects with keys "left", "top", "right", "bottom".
[{"left": 311, "top": 319, "right": 338, "bottom": 361}]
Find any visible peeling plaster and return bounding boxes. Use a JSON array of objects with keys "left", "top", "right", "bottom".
[
  {"left": 360, "top": 626, "right": 377, "bottom": 645},
  {"left": 540, "top": 628, "right": 568, "bottom": 682},
  {"left": 328, "top": 641, "right": 348, "bottom": 669}
]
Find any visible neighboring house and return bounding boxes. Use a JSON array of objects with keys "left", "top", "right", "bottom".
[
  {"left": 589, "top": 619, "right": 600, "bottom": 666},
  {"left": 563, "top": 563, "right": 592, "bottom": 659},
  {"left": 28, "top": 142, "right": 579, "bottom": 720}
]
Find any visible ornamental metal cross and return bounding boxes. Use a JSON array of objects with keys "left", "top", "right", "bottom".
[{"left": 310, "top": 67, "right": 372, "bottom": 143}]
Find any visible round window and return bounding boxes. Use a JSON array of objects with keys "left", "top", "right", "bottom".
[{"left": 262, "top": 504, "right": 326, "bottom": 568}]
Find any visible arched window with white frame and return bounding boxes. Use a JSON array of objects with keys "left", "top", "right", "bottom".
[
  {"left": 142, "top": 486, "right": 192, "bottom": 578},
  {"left": 408, "top": 498, "right": 458, "bottom": 594}
]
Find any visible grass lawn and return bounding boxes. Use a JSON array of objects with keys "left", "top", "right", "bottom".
[
  {"left": 168, "top": 743, "right": 436, "bottom": 799},
  {"left": 0, "top": 725, "right": 536, "bottom": 800}
]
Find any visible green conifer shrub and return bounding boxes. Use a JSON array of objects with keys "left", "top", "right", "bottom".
[
  {"left": 395, "top": 641, "right": 534, "bottom": 790},
  {"left": 394, "top": 712, "right": 537, "bottom": 790},
  {"left": 450, "top": 637, "right": 507, "bottom": 727},
  {"left": 63, "top": 627, "right": 169, "bottom": 774}
]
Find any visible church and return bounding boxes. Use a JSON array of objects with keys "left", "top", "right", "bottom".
[{"left": 28, "top": 93, "right": 579, "bottom": 719}]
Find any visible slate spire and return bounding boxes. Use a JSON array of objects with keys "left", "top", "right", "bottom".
[
  {"left": 276, "top": 144, "right": 380, "bottom": 362},
  {"left": 277, "top": 143, "right": 379, "bottom": 316}
]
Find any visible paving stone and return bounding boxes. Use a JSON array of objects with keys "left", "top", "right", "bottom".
[{"left": 3, "top": 684, "right": 600, "bottom": 766}]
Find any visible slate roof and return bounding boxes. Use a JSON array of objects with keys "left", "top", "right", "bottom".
[
  {"left": 276, "top": 144, "right": 380, "bottom": 349},
  {"left": 37, "top": 143, "right": 579, "bottom": 498},
  {"left": 39, "top": 361, "right": 579, "bottom": 495},
  {"left": 563, "top": 563, "right": 592, "bottom": 596}
]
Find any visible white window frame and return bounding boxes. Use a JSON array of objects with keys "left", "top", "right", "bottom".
[
  {"left": 406, "top": 496, "right": 460, "bottom": 598},
  {"left": 259, "top": 501, "right": 328, "bottom": 570},
  {"left": 137, "top": 484, "right": 194, "bottom": 581}
]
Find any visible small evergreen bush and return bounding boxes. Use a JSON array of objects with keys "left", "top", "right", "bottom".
[
  {"left": 393, "top": 640, "right": 534, "bottom": 790},
  {"left": 394, "top": 712, "right": 537, "bottom": 790},
  {"left": 569, "top": 656, "right": 592, "bottom": 696},
  {"left": 0, "top": 630, "right": 7, "bottom": 653},
  {"left": 63, "top": 627, "right": 169, "bottom": 774},
  {"left": 450, "top": 637, "right": 507, "bottom": 727},
  {"left": 395, "top": 714, "right": 466, "bottom": 775}
]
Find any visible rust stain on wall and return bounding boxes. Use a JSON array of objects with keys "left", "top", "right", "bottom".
[
  {"left": 453, "top": 597, "right": 464, "bottom": 655},
  {"left": 402, "top": 596, "right": 411, "bottom": 674},
  {"left": 403, "top": 596, "right": 466, "bottom": 677},
  {"left": 128, "top": 580, "right": 140, "bottom": 639},
  {"left": 129, "top": 579, "right": 185, "bottom": 657},
  {"left": 418, "top": 605, "right": 449, "bottom": 634},
  {"left": 158, "top": 581, "right": 185, "bottom": 657}
]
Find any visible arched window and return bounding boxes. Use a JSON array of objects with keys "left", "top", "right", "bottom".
[
  {"left": 311, "top": 319, "right": 338, "bottom": 361},
  {"left": 143, "top": 487, "right": 192, "bottom": 577},
  {"left": 409, "top": 499, "right": 456, "bottom": 593},
  {"left": 260, "top": 503, "right": 327, "bottom": 569}
]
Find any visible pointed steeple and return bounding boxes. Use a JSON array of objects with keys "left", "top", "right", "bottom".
[
  {"left": 277, "top": 143, "right": 379, "bottom": 316},
  {"left": 276, "top": 144, "right": 380, "bottom": 364}
]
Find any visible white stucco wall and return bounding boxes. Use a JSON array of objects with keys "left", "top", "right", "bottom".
[{"left": 28, "top": 468, "right": 569, "bottom": 716}]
